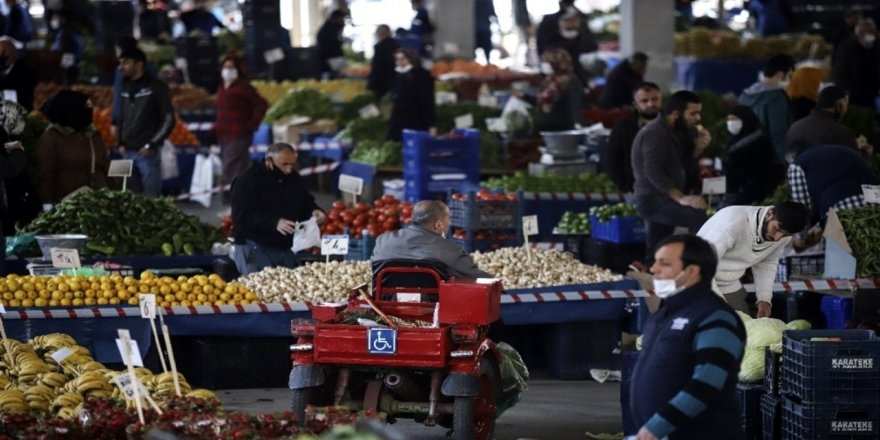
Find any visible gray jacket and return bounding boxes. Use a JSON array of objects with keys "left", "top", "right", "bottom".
[
  {"left": 371, "top": 225, "right": 491, "bottom": 279},
  {"left": 118, "top": 75, "right": 175, "bottom": 151},
  {"left": 631, "top": 116, "right": 687, "bottom": 202}
]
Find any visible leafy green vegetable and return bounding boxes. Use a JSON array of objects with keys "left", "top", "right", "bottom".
[
  {"left": 589, "top": 203, "right": 638, "bottom": 222},
  {"left": 265, "top": 88, "right": 335, "bottom": 123},
  {"left": 338, "top": 117, "right": 388, "bottom": 144},
  {"left": 739, "top": 317, "right": 787, "bottom": 382},
  {"left": 786, "top": 319, "right": 812, "bottom": 331},
  {"left": 435, "top": 103, "right": 501, "bottom": 133},
  {"left": 337, "top": 92, "right": 377, "bottom": 126},
  {"left": 349, "top": 140, "right": 401, "bottom": 166},
  {"left": 836, "top": 206, "right": 880, "bottom": 276},
  {"left": 555, "top": 211, "right": 591, "bottom": 234},
  {"left": 482, "top": 171, "right": 617, "bottom": 194}
]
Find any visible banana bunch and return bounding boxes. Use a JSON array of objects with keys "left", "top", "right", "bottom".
[
  {"left": 60, "top": 371, "right": 113, "bottom": 398},
  {"left": 0, "top": 389, "right": 27, "bottom": 413},
  {"left": 0, "top": 373, "right": 9, "bottom": 390},
  {"left": 187, "top": 388, "right": 220, "bottom": 402},
  {"left": 51, "top": 391, "right": 83, "bottom": 413},
  {"left": 37, "top": 371, "right": 69, "bottom": 390},
  {"left": 29, "top": 333, "right": 78, "bottom": 351},
  {"left": 23, "top": 384, "right": 55, "bottom": 411},
  {"left": 151, "top": 371, "right": 191, "bottom": 399}
]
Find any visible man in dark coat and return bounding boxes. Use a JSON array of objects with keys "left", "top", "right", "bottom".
[
  {"left": 599, "top": 52, "right": 648, "bottom": 110},
  {"left": 833, "top": 18, "right": 880, "bottom": 109},
  {"left": 316, "top": 10, "right": 347, "bottom": 78},
  {"left": 367, "top": 25, "right": 400, "bottom": 100},
  {"left": 784, "top": 85, "right": 859, "bottom": 157},
  {"left": 604, "top": 81, "right": 661, "bottom": 193},
  {"left": 387, "top": 47, "right": 435, "bottom": 141}
]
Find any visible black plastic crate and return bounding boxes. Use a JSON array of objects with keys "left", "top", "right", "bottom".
[
  {"left": 738, "top": 382, "right": 765, "bottom": 440},
  {"left": 545, "top": 320, "right": 619, "bottom": 380},
  {"left": 765, "top": 348, "right": 782, "bottom": 396},
  {"left": 782, "top": 397, "right": 880, "bottom": 439},
  {"left": 770, "top": 290, "right": 827, "bottom": 329},
  {"left": 584, "top": 238, "right": 645, "bottom": 274},
  {"left": 171, "top": 336, "right": 292, "bottom": 389},
  {"left": 448, "top": 193, "right": 521, "bottom": 230},
  {"left": 762, "top": 393, "right": 782, "bottom": 440},
  {"left": 781, "top": 330, "right": 880, "bottom": 404},
  {"left": 775, "top": 253, "right": 825, "bottom": 282}
]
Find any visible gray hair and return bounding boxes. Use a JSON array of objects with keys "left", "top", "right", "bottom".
[
  {"left": 411, "top": 200, "right": 447, "bottom": 226},
  {"left": 267, "top": 142, "right": 296, "bottom": 156}
]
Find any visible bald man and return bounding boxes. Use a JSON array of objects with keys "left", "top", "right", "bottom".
[{"left": 371, "top": 200, "right": 490, "bottom": 279}]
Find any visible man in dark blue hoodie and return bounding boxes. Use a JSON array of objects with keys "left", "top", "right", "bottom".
[
  {"left": 631, "top": 234, "right": 746, "bottom": 440},
  {"left": 739, "top": 53, "right": 795, "bottom": 162}
]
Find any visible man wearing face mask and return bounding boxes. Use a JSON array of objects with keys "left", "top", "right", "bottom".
[
  {"left": 371, "top": 200, "right": 490, "bottom": 280},
  {"left": 539, "top": 10, "right": 596, "bottom": 88},
  {"left": 739, "top": 53, "right": 795, "bottom": 163},
  {"left": 231, "top": 143, "right": 326, "bottom": 275},
  {"left": 631, "top": 234, "right": 746, "bottom": 440},
  {"left": 721, "top": 105, "right": 784, "bottom": 205},
  {"left": 366, "top": 25, "right": 400, "bottom": 100},
  {"left": 697, "top": 202, "right": 809, "bottom": 317},
  {"left": 387, "top": 47, "right": 435, "bottom": 141},
  {"left": 0, "top": 37, "right": 35, "bottom": 111},
  {"left": 631, "top": 90, "right": 710, "bottom": 261},
  {"left": 604, "top": 82, "right": 662, "bottom": 194},
  {"left": 215, "top": 54, "right": 268, "bottom": 205},
  {"left": 784, "top": 85, "right": 859, "bottom": 157},
  {"left": 536, "top": 0, "right": 597, "bottom": 58},
  {"left": 833, "top": 18, "right": 880, "bottom": 109}
]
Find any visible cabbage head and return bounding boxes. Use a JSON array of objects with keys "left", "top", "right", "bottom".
[
  {"left": 786, "top": 319, "right": 812, "bottom": 331},
  {"left": 738, "top": 347, "right": 765, "bottom": 382},
  {"left": 745, "top": 317, "right": 787, "bottom": 349},
  {"left": 736, "top": 311, "right": 752, "bottom": 322}
]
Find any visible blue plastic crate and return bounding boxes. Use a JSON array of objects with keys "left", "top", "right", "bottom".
[
  {"left": 781, "top": 330, "right": 880, "bottom": 404},
  {"left": 252, "top": 123, "right": 272, "bottom": 146},
  {"left": 762, "top": 393, "right": 782, "bottom": 440},
  {"left": 737, "top": 382, "right": 765, "bottom": 440},
  {"left": 765, "top": 348, "right": 782, "bottom": 396},
  {"left": 448, "top": 193, "right": 522, "bottom": 230},
  {"left": 782, "top": 397, "right": 880, "bottom": 440},
  {"left": 589, "top": 215, "right": 646, "bottom": 244},
  {"left": 404, "top": 178, "right": 478, "bottom": 202},
  {"left": 345, "top": 235, "right": 376, "bottom": 261},
  {"left": 821, "top": 296, "right": 854, "bottom": 330},
  {"left": 402, "top": 129, "right": 481, "bottom": 199}
]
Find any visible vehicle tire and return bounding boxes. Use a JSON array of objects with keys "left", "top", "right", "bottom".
[
  {"left": 453, "top": 358, "right": 500, "bottom": 440},
  {"left": 290, "top": 388, "right": 311, "bottom": 426}
]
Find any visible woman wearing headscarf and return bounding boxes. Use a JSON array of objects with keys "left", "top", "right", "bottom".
[
  {"left": 215, "top": 53, "right": 268, "bottom": 204},
  {"left": 537, "top": 48, "right": 584, "bottom": 132},
  {"left": 722, "top": 105, "right": 785, "bottom": 206},
  {"left": 0, "top": 99, "right": 28, "bottom": 275},
  {"left": 37, "top": 90, "right": 109, "bottom": 209},
  {"left": 785, "top": 64, "right": 824, "bottom": 122},
  {"left": 387, "top": 47, "right": 435, "bottom": 141}
]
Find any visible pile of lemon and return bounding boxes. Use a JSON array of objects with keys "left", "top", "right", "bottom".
[{"left": 0, "top": 272, "right": 257, "bottom": 308}]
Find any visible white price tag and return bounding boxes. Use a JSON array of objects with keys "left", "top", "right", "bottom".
[
  {"left": 701, "top": 176, "right": 727, "bottom": 195},
  {"left": 454, "top": 114, "right": 474, "bottom": 129},
  {"left": 61, "top": 52, "right": 75, "bottom": 68},
  {"left": 115, "top": 338, "right": 144, "bottom": 367},
  {"left": 486, "top": 117, "right": 508, "bottom": 133},
  {"left": 50, "top": 347, "right": 74, "bottom": 363},
  {"left": 112, "top": 373, "right": 151, "bottom": 399},
  {"left": 522, "top": 215, "right": 539, "bottom": 236},
  {"left": 139, "top": 294, "right": 157, "bottom": 319},
  {"left": 321, "top": 235, "right": 350, "bottom": 255},
  {"left": 174, "top": 57, "right": 188, "bottom": 70},
  {"left": 478, "top": 95, "right": 498, "bottom": 108},
  {"left": 338, "top": 174, "right": 364, "bottom": 196},
  {"left": 108, "top": 159, "right": 134, "bottom": 177},
  {"left": 435, "top": 91, "right": 457, "bottom": 105},
  {"left": 359, "top": 104, "right": 381, "bottom": 119},
  {"left": 863, "top": 185, "right": 880, "bottom": 204},
  {"left": 2, "top": 90, "right": 17, "bottom": 103},
  {"left": 263, "top": 47, "right": 286, "bottom": 64},
  {"left": 51, "top": 248, "right": 81, "bottom": 269}
]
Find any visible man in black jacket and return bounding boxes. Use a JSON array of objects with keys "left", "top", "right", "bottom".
[
  {"left": 367, "top": 25, "right": 400, "bottom": 99},
  {"left": 316, "top": 10, "right": 347, "bottom": 78},
  {"left": 231, "top": 143, "right": 325, "bottom": 275},
  {"left": 599, "top": 52, "right": 648, "bottom": 110},
  {"left": 833, "top": 18, "right": 879, "bottom": 109},
  {"left": 783, "top": 85, "right": 859, "bottom": 158},
  {"left": 0, "top": 37, "right": 35, "bottom": 111},
  {"left": 604, "top": 81, "right": 661, "bottom": 193},
  {"left": 116, "top": 48, "right": 174, "bottom": 196}
]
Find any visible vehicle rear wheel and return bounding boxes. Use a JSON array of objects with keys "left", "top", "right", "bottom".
[
  {"left": 290, "top": 388, "right": 311, "bottom": 426},
  {"left": 453, "top": 358, "right": 499, "bottom": 440}
]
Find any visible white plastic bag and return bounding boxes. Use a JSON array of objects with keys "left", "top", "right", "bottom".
[
  {"left": 292, "top": 217, "right": 321, "bottom": 253},
  {"left": 189, "top": 153, "right": 213, "bottom": 208},
  {"left": 160, "top": 141, "right": 179, "bottom": 180},
  {"left": 500, "top": 96, "right": 534, "bottom": 136}
]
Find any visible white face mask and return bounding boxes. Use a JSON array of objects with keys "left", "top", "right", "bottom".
[
  {"left": 862, "top": 34, "right": 877, "bottom": 47},
  {"left": 221, "top": 68, "right": 238, "bottom": 82},
  {"left": 560, "top": 29, "right": 579, "bottom": 40},
  {"left": 395, "top": 65, "right": 413, "bottom": 74},
  {"left": 540, "top": 62, "right": 553, "bottom": 75},
  {"left": 653, "top": 271, "right": 685, "bottom": 299},
  {"left": 727, "top": 120, "right": 743, "bottom": 135}
]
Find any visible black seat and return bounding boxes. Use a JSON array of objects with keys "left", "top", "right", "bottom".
[{"left": 371, "top": 259, "right": 449, "bottom": 301}]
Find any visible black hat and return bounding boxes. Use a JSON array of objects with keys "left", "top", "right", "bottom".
[{"left": 118, "top": 48, "right": 147, "bottom": 63}]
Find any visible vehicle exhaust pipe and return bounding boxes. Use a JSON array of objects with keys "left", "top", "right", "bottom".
[{"left": 383, "top": 372, "right": 422, "bottom": 402}]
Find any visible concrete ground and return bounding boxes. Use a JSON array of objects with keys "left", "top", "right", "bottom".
[{"left": 216, "top": 377, "right": 623, "bottom": 440}]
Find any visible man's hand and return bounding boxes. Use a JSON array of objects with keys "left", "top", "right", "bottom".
[
  {"left": 4, "top": 141, "right": 23, "bottom": 151},
  {"left": 276, "top": 218, "right": 297, "bottom": 235},
  {"left": 679, "top": 195, "right": 708, "bottom": 210},
  {"left": 793, "top": 225, "right": 823, "bottom": 252},
  {"left": 429, "top": 127, "right": 437, "bottom": 137},
  {"left": 695, "top": 125, "right": 711, "bottom": 156},
  {"left": 757, "top": 301, "right": 772, "bottom": 318},
  {"left": 636, "top": 426, "right": 659, "bottom": 440},
  {"left": 312, "top": 210, "right": 326, "bottom": 225}
]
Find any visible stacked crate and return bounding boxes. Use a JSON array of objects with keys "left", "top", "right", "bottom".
[
  {"left": 447, "top": 192, "right": 522, "bottom": 253},
  {"left": 402, "top": 130, "right": 481, "bottom": 202},
  {"left": 776, "top": 330, "right": 880, "bottom": 440}
]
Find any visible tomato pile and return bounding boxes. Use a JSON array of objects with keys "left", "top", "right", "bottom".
[{"left": 320, "top": 195, "right": 413, "bottom": 239}]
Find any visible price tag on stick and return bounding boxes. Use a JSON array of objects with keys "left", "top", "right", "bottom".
[
  {"left": 321, "top": 235, "right": 350, "bottom": 263},
  {"left": 862, "top": 185, "right": 880, "bottom": 204},
  {"left": 522, "top": 215, "right": 539, "bottom": 263},
  {"left": 159, "top": 317, "right": 182, "bottom": 397},
  {"left": 139, "top": 294, "right": 168, "bottom": 374},
  {"left": 701, "top": 176, "right": 727, "bottom": 195},
  {"left": 117, "top": 329, "right": 145, "bottom": 424},
  {"left": 51, "top": 248, "right": 81, "bottom": 269},
  {"left": 263, "top": 47, "right": 285, "bottom": 64},
  {"left": 108, "top": 159, "right": 134, "bottom": 192},
  {"left": 454, "top": 114, "right": 474, "bottom": 129},
  {"left": 338, "top": 174, "right": 364, "bottom": 205},
  {"left": 359, "top": 104, "right": 381, "bottom": 119}
]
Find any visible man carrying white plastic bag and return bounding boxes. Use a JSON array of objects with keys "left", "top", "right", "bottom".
[{"left": 230, "top": 143, "right": 326, "bottom": 275}]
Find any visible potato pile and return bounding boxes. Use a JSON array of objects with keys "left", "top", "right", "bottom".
[
  {"left": 235, "top": 261, "right": 371, "bottom": 303},
  {"left": 472, "top": 248, "right": 621, "bottom": 289}
]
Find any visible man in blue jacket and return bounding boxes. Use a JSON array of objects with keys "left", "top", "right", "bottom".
[
  {"left": 631, "top": 234, "right": 746, "bottom": 440},
  {"left": 739, "top": 53, "right": 795, "bottom": 162}
]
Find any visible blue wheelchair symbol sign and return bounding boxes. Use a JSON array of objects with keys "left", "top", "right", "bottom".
[{"left": 367, "top": 327, "right": 397, "bottom": 355}]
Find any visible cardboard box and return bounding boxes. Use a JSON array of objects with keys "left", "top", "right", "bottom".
[
  {"left": 823, "top": 209, "right": 857, "bottom": 279},
  {"left": 271, "top": 116, "right": 337, "bottom": 144}
]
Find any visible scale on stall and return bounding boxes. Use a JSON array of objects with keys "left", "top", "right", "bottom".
[{"left": 528, "top": 127, "right": 606, "bottom": 176}]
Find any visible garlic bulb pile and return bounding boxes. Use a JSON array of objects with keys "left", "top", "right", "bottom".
[
  {"left": 235, "top": 261, "right": 371, "bottom": 303},
  {"left": 472, "top": 248, "right": 622, "bottom": 289}
]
